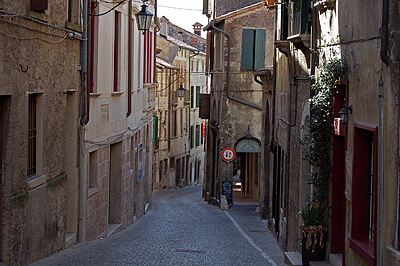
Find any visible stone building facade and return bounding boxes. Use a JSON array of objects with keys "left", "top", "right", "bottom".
[
  {"left": 80, "top": 0, "right": 155, "bottom": 243},
  {"left": 0, "top": 0, "right": 81, "bottom": 264},
  {"left": 153, "top": 17, "right": 207, "bottom": 190},
  {"left": 203, "top": 2, "right": 275, "bottom": 206},
  {"left": 267, "top": 0, "right": 400, "bottom": 265}
]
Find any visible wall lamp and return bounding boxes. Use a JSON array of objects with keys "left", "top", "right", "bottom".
[
  {"left": 135, "top": 0, "right": 153, "bottom": 31},
  {"left": 339, "top": 104, "right": 353, "bottom": 124},
  {"left": 161, "top": 120, "right": 167, "bottom": 129}
]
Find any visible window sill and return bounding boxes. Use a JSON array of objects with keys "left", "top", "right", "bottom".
[
  {"left": 111, "top": 91, "right": 124, "bottom": 96},
  {"left": 27, "top": 10, "right": 48, "bottom": 22},
  {"left": 27, "top": 174, "right": 46, "bottom": 190},
  {"left": 90, "top": 92, "right": 101, "bottom": 97},
  {"left": 65, "top": 21, "right": 82, "bottom": 33},
  {"left": 349, "top": 238, "right": 376, "bottom": 265}
]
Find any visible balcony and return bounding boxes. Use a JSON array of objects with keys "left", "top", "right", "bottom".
[{"left": 143, "top": 83, "right": 156, "bottom": 112}]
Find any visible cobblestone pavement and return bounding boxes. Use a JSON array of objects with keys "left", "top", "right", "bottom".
[{"left": 31, "top": 185, "right": 287, "bottom": 266}]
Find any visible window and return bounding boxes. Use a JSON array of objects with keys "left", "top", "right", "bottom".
[
  {"left": 280, "top": 0, "right": 289, "bottom": 40},
  {"left": 180, "top": 110, "right": 183, "bottom": 136},
  {"left": 241, "top": 29, "right": 265, "bottom": 71},
  {"left": 290, "top": 0, "right": 310, "bottom": 36},
  {"left": 68, "top": 0, "right": 80, "bottom": 25},
  {"left": 113, "top": 11, "right": 121, "bottom": 92},
  {"left": 89, "top": 150, "right": 98, "bottom": 189},
  {"left": 195, "top": 125, "right": 200, "bottom": 146},
  {"left": 27, "top": 94, "right": 37, "bottom": 177},
  {"left": 172, "top": 109, "right": 177, "bottom": 137},
  {"left": 191, "top": 86, "right": 194, "bottom": 108},
  {"left": 196, "top": 86, "right": 200, "bottom": 107},
  {"left": 30, "top": 0, "right": 48, "bottom": 13},
  {"left": 88, "top": 2, "right": 99, "bottom": 93},
  {"left": 350, "top": 123, "right": 378, "bottom": 265},
  {"left": 190, "top": 125, "right": 194, "bottom": 148},
  {"left": 143, "top": 31, "right": 153, "bottom": 84}
]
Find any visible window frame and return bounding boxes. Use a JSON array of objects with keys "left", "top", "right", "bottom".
[{"left": 349, "top": 122, "right": 378, "bottom": 266}]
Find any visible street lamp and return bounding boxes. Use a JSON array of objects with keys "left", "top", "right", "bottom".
[
  {"left": 339, "top": 104, "right": 353, "bottom": 124},
  {"left": 135, "top": 0, "right": 153, "bottom": 31},
  {"left": 177, "top": 84, "right": 185, "bottom": 98}
]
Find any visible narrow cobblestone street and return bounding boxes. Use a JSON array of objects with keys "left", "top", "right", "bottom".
[{"left": 32, "top": 186, "right": 286, "bottom": 266}]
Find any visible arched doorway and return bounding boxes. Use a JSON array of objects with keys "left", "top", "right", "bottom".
[{"left": 234, "top": 138, "right": 261, "bottom": 201}]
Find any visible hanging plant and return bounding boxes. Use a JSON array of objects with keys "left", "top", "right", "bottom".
[{"left": 298, "top": 58, "right": 347, "bottom": 265}]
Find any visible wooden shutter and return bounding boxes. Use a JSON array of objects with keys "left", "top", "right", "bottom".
[
  {"left": 241, "top": 29, "right": 254, "bottom": 70},
  {"left": 199, "top": 94, "right": 210, "bottom": 119},
  {"left": 196, "top": 86, "right": 200, "bottom": 107},
  {"left": 191, "top": 86, "right": 194, "bottom": 108},
  {"left": 153, "top": 116, "right": 158, "bottom": 143},
  {"left": 254, "top": 29, "right": 266, "bottom": 70},
  {"left": 190, "top": 126, "right": 194, "bottom": 148},
  {"left": 30, "top": 0, "right": 48, "bottom": 12}
]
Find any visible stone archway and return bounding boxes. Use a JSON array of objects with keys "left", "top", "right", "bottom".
[{"left": 234, "top": 138, "right": 261, "bottom": 201}]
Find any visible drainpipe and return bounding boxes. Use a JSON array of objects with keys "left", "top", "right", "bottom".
[
  {"left": 127, "top": 0, "right": 132, "bottom": 117},
  {"left": 78, "top": 0, "right": 88, "bottom": 243},
  {"left": 378, "top": 79, "right": 385, "bottom": 266},
  {"left": 207, "top": 22, "right": 262, "bottom": 111},
  {"left": 380, "top": 0, "right": 390, "bottom": 66}
]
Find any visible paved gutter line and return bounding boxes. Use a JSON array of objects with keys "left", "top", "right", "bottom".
[{"left": 224, "top": 211, "right": 278, "bottom": 266}]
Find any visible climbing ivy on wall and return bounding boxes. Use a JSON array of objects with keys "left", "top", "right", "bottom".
[{"left": 299, "top": 58, "right": 347, "bottom": 227}]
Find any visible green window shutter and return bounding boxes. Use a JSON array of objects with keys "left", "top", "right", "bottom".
[
  {"left": 281, "top": 0, "right": 289, "bottom": 40},
  {"left": 242, "top": 29, "right": 255, "bottom": 70},
  {"left": 254, "top": 29, "right": 265, "bottom": 70},
  {"left": 195, "top": 125, "right": 200, "bottom": 146},
  {"left": 153, "top": 116, "right": 158, "bottom": 143},
  {"left": 190, "top": 125, "right": 194, "bottom": 148},
  {"left": 196, "top": 86, "right": 200, "bottom": 107},
  {"left": 301, "top": 0, "right": 310, "bottom": 34},
  {"left": 190, "top": 86, "right": 194, "bottom": 108}
]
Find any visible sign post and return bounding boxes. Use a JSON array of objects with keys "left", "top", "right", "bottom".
[{"left": 221, "top": 148, "right": 235, "bottom": 206}]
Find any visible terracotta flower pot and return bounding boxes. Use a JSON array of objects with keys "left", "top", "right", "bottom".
[{"left": 300, "top": 225, "right": 328, "bottom": 266}]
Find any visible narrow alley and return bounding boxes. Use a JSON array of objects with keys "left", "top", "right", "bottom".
[{"left": 31, "top": 186, "right": 286, "bottom": 266}]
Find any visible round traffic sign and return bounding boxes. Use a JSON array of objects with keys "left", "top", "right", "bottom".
[{"left": 222, "top": 148, "right": 235, "bottom": 162}]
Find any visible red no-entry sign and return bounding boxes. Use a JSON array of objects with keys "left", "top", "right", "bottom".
[{"left": 222, "top": 148, "right": 235, "bottom": 162}]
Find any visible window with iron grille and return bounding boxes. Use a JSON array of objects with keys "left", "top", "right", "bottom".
[{"left": 27, "top": 94, "right": 37, "bottom": 177}]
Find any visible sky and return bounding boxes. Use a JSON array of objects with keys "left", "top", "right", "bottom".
[{"left": 157, "top": 0, "right": 210, "bottom": 34}]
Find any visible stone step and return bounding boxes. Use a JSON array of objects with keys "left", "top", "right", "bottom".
[
  {"left": 309, "top": 261, "right": 332, "bottom": 266},
  {"left": 329, "top": 253, "right": 343, "bottom": 266},
  {"left": 284, "top": 251, "right": 302, "bottom": 266}
]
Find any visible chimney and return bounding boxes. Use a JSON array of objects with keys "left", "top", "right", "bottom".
[
  {"left": 160, "top": 16, "right": 169, "bottom": 36},
  {"left": 191, "top": 36, "right": 198, "bottom": 46},
  {"left": 192, "top": 22, "right": 203, "bottom": 36}
]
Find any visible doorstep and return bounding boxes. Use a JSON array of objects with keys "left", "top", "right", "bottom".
[
  {"left": 309, "top": 262, "right": 332, "bottom": 266},
  {"left": 284, "top": 251, "right": 302, "bottom": 266},
  {"left": 329, "top": 253, "right": 342, "bottom": 266}
]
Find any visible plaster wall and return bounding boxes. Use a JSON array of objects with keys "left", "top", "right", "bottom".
[{"left": 0, "top": 0, "right": 81, "bottom": 264}]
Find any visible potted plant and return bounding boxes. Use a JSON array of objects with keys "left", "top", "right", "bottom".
[{"left": 299, "top": 58, "right": 346, "bottom": 266}]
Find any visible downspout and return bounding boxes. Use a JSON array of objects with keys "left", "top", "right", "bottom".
[
  {"left": 378, "top": 79, "right": 385, "bottom": 266},
  {"left": 127, "top": 0, "right": 132, "bottom": 117},
  {"left": 380, "top": 0, "right": 390, "bottom": 66},
  {"left": 207, "top": 22, "right": 262, "bottom": 111},
  {"left": 78, "top": 0, "right": 88, "bottom": 242},
  {"left": 378, "top": 1, "right": 389, "bottom": 264}
]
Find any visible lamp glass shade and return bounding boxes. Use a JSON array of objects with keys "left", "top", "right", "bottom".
[
  {"left": 177, "top": 84, "right": 185, "bottom": 98},
  {"left": 135, "top": 5, "right": 153, "bottom": 31},
  {"left": 339, "top": 106, "right": 349, "bottom": 124}
]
